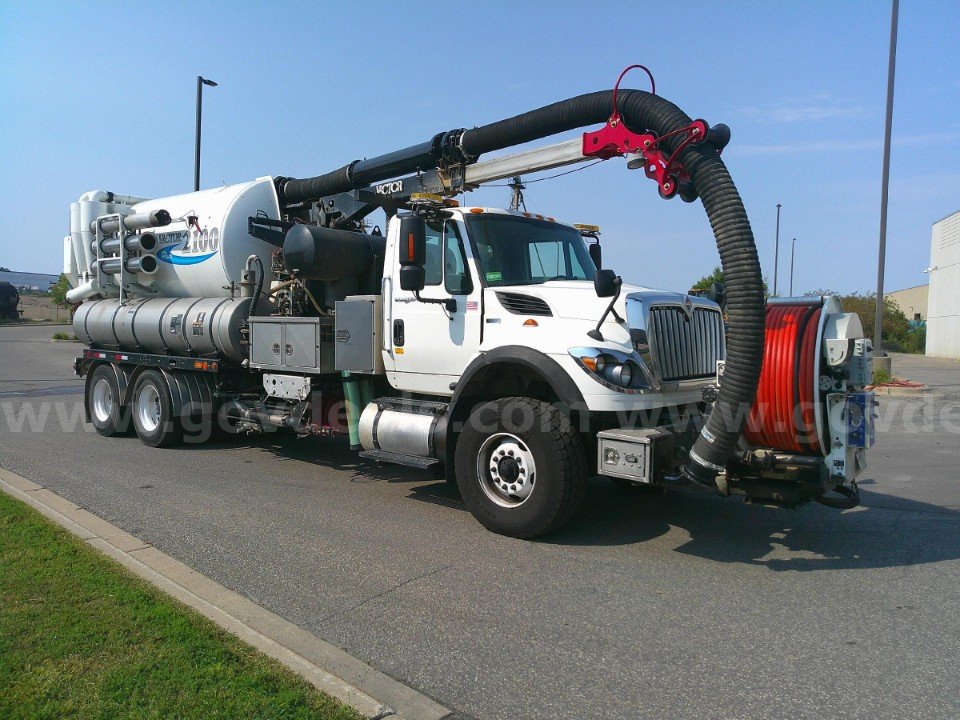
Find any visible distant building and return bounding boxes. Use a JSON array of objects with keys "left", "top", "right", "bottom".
[
  {"left": 885, "top": 283, "right": 928, "bottom": 323},
  {"left": 927, "top": 210, "right": 960, "bottom": 358},
  {"left": 0, "top": 270, "right": 58, "bottom": 292}
]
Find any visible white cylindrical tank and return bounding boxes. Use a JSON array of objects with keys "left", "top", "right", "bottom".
[{"left": 129, "top": 176, "right": 281, "bottom": 298}]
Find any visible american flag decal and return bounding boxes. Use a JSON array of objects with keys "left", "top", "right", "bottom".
[{"left": 466, "top": 300, "right": 479, "bottom": 311}]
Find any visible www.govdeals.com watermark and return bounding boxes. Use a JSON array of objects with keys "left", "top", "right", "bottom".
[{"left": 2, "top": 395, "right": 960, "bottom": 443}]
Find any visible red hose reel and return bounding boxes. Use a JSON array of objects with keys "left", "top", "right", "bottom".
[{"left": 744, "top": 302, "right": 826, "bottom": 455}]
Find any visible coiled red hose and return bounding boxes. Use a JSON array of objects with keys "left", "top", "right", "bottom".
[{"left": 745, "top": 304, "right": 822, "bottom": 455}]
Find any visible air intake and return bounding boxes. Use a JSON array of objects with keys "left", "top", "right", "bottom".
[{"left": 495, "top": 292, "right": 552, "bottom": 316}]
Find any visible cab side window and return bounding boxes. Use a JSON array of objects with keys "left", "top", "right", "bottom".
[
  {"left": 423, "top": 222, "right": 444, "bottom": 286},
  {"left": 444, "top": 222, "right": 473, "bottom": 295}
]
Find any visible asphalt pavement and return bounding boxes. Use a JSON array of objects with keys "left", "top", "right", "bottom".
[{"left": 2, "top": 323, "right": 958, "bottom": 720}]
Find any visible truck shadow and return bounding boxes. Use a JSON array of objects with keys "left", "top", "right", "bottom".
[
  {"left": 402, "top": 474, "right": 960, "bottom": 574},
  {"left": 189, "top": 432, "right": 441, "bottom": 485},
  {"left": 182, "top": 434, "right": 960, "bottom": 572},
  {"left": 548, "top": 478, "right": 960, "bottom": 571}
]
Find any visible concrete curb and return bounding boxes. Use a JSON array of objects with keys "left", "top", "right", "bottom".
[
  {"left": 871, "top": 384, "right": 929, "bottom": 397},
  {"left": 0, "top": 467, "right": 452, "bottom": 720}
]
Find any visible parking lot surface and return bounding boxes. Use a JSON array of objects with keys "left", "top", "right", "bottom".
[{"left": 2, "top": 324, "right": 959, "bottom": 720}]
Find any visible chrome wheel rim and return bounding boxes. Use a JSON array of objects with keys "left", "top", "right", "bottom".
[
  {"left": 477, "top": 432, "right": 537, "bottom": 508},
  {"left": 91, "top": 378, "right": 114, "bottom": 424},
  {"left": 136, "top": 384, "right": 162, "bottom": 434}
]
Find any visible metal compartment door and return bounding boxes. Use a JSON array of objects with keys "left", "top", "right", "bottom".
[
  {"left": 282, "top": 321, "right": 319, "bottom": 369},
  {"left": 251, "top": 321, "right": 283, "bottom": 367}
]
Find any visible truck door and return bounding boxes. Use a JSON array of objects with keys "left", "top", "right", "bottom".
[{"left": 385, "top": 218, "right": 481, "bottom": 395}]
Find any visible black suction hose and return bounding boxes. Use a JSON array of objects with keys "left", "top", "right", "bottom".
[
  {"left": 460, "top": 90, "right": 765, "bottom": 487},
  {"left": 280, "top": 164, "right": 357, "bottom": 206},
  {"left": 280, "top": 132, "right": 466, "bottom": 205}
]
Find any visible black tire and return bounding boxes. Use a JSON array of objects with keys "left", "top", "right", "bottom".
[
  {"left": 86, "top": 364, "right": 130, "bottom": 437},
  {"left": 131, "top": 370, "right": 183, "bottom": 448},
  {"left": 455, "top": 397, "right": 587, "bottom": 538}
]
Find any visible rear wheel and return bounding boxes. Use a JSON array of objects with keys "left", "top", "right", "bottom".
[
  {"left": 86, "top": 364, "right": 130, "bottom": 437},
  {"left": 455, "top": 397, "right": 587, "bottom": 538},
  {"left": 131, "top": 370, "right": 182, "bottom": 448}
]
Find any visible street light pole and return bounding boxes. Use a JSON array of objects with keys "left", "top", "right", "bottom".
[
  {"left": 789, "top": 238, "right": 796, "bottom": 296},
  {"left": 773, "top": 203, "right": 781, "bottom": 296},
  {"left": 194, "top": 76, "right": 218, "bottom": 192},
  {"left": 874, "top": 0, "right": 899, "bottom": 352}
]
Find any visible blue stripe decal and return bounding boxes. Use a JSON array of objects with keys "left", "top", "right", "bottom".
[{"left": 157, "top": 244, "right": 217, "bottom": 266}]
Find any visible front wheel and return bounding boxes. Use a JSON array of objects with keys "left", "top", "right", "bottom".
[{"left": 455, "top": 397, "right": 587, "bottom": 538}]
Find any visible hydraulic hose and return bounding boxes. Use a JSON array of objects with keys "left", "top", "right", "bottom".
[
  {"left": 744, "top": 303, "right": 822, "bottom": 455},
  {"left": 460, "top": 90, "right": 765, "bottom": 488},
  {"left": 252, "top": 254, "right": 265, "bottom": 310}
]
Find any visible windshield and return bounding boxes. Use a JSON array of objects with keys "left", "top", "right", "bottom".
[{"left": 465, "top": 214, "right": 597, "bottom": 287}]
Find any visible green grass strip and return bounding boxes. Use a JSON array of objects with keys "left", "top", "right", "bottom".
[{"left": 0, "top": 491, "right": 361, "bottom": 720}]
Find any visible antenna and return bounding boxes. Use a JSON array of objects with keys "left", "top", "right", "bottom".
[{"left": 508, "top": 176, "right": 526, "bottom": 211}]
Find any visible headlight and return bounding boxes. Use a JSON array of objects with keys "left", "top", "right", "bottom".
[
  {"left": 568, "top": 347, "right": 648, "bottom": 392},
  {"left": 610, "top": 361, "right": 633, "bottom": 387}
]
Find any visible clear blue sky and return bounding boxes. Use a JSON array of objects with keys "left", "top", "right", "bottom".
[{"left": 0, "top": 1, "right": 956, "bottom": 295}]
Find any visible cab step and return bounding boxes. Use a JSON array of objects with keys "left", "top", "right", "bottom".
[
  {"left": 369, "top": 397, "right": 448, "bottom": 415},
  {"left": 359, "top": 449, "right": 440, "bottom": 472}
]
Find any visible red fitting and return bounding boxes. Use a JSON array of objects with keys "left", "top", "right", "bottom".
[
  {"left": 581, "top": 122, "right": 651, "bottom": 161},
  {"left": 582, "top": 118, "right": 709, "bottom": 199}
]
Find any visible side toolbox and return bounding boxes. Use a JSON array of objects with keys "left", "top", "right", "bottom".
[
  {"left": 334, "top": 295, "right": 384, "bottom": 375},
  {"left": 248, "top": 316, "right": 335, "bottom": 374}
]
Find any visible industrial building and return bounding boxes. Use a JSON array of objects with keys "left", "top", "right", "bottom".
[
  {"left": 926, "top": 209, "right": 960, "bottom": 358},
  {"left": 0, "top": 270, "right": 58, "bottom": 292},
  {"left": 885, "top": 283, "right": 928, "bottom": 323}
]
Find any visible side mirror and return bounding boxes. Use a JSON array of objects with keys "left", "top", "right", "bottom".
[
  {"left": 708, "top": 282, "right": 726, "bottom": 305},
  {"left": 398, "top": 215, "right": 426, "bottom": 266},
  {"left": 594, "top": 268, "right": 619, "bottom": 298},
  {"left": 588, "top": 242, "right": 602, "bottom": 269},
  {"left": 399, "top": 264, "right": 426, "bottom": 292}
]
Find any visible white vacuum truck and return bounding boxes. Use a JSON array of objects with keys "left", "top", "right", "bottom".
[{"left": 65, "top": 73, "right": 875, "bottom": 537}]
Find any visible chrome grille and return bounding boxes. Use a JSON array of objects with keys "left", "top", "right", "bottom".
[{"left": 648, "top": 306, "right": 724, "bottom": 381}]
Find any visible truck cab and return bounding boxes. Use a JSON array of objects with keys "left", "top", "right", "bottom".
[{"left": 383, "top": 205, "right": 724, "bottom": 414}]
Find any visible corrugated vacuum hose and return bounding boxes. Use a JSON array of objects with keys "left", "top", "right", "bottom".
[{"left": 458, "top": 90, "right": 765, "bottom": 488}]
